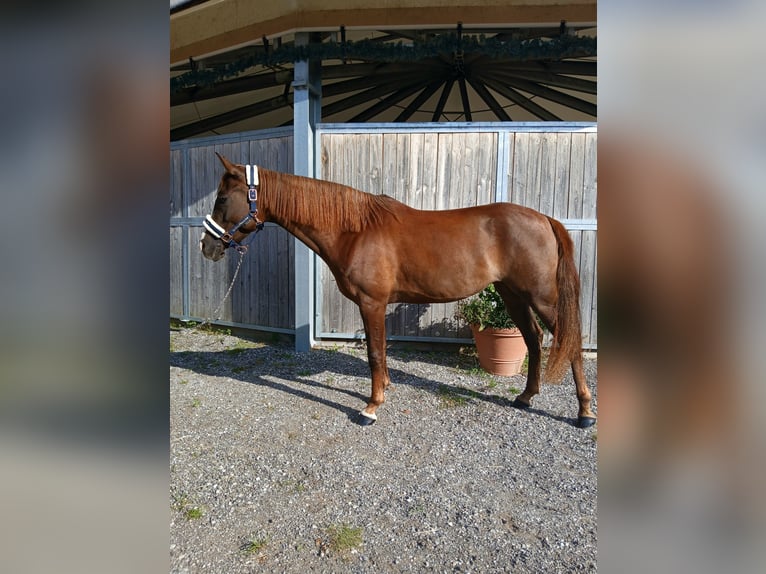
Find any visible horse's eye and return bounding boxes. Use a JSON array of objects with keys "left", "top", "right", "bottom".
[{"left": 215, "top": 197, "right": 227, "bottom": 206}]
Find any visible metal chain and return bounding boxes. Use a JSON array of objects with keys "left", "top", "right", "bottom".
[{"left": 191, "top": 248, "right": 246, "bottom": 332}]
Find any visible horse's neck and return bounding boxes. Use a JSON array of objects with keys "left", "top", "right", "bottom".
[
  {"left": 277, "top": 217, "right": 338, "bottom": 259},
  {"left": 261, "top": 171, "right": 343, "bottom": 260}
]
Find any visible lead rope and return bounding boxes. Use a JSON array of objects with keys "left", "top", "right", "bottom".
[{"left": 191, "top": 248, "right": 246, "bottom": 332}]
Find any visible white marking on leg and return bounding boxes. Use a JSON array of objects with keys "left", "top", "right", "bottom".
[{"left": 359, "top": 410, "right": 377, "bottom": 421}]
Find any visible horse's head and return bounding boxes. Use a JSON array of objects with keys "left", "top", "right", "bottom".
[{"left": 200, "top": 153, "right": 263, "bottom": 261}]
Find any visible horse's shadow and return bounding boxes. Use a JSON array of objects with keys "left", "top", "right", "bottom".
[{"left": 169, "top": 341, "right": 577, "bottom": 426}]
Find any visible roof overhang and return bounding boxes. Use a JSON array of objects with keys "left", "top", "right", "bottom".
[{"left": 171, "top": 0, "right": 596, "bottom": 64}]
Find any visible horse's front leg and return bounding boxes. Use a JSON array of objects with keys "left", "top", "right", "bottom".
[{"left": 357, "top": 300, "right": 390, "bottom": 425}]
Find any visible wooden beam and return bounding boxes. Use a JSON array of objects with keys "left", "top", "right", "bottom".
[
  {"left": 170, "top": 92, "right": 293, "bottom": 140},
  {"left": 431, "top": 77, "right": 454, "bottom": 121},
  {"left": 394, "top": 80, "right": 443, "bottom": 122},
  {"left": 489, "top": 66, "right": 597, "bottom": 95},
  {"left": 458, "top": 77, "right": 472, "bottom": 121},
  {"left": 321, "top": 84, "right": 398, "bottom": 117},
  {"left": 348, "top": 80, "right": 428, "bottom": 122},
  {"left": 492, "top": 75, "right": 596, "bottom": 116},
  {"left": 480, "top": 75, "right": 561, "bottom": 121},
  {"left": 491, "top": 59, "right": 596, "bottom": 76},
  {"left": 322, "top": 66, "right": 438, "bottom": 98},
  {"left": 466, "top": 76, "right": 510, "bottom": 121}
]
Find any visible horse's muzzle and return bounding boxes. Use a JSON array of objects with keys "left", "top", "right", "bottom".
[{"left": 200, "top": 233, "right": 226, "bottom": 261}]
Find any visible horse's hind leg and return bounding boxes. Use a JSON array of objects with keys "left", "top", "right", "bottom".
[
  {"left": 528, "top": 293, "right": 596, "bottom": 428},
  {"left": 571, "top": 352, "right": 596, "bottom": 427},
  {"left": 494, "top": 283, "right": 543, "bottom": 409}
]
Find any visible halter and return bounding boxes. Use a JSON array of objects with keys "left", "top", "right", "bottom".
[{"left": 203, "top": 164, "right": 265, "bottom": 253}]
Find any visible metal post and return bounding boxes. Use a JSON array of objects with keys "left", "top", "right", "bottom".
[{"left": 292, "top": 32, "right": 322, "bottom": 351}]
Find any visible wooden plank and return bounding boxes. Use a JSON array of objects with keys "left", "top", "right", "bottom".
[
  {"left": 368, "top": 133, "right": 383, "bottom": 196},
  {"left": 579, "top": 230, "right": 597, "bottom": 348},
  {"left": 228, "top": 138, "right": 267, "bottom": 327},
  {"left": 582, "top": 132, "right": 597, "bottom": 220},
  {"left": 277, "top": 228, "right": 293, "bottom": 329},
  {"left": 419, "top": 131, "right": 440, "bottom": 337},
  {"left": 320, "top": 133, "right": 342, "bottom": 335},
  {"left": 347, "top": 135, "right": 367, "bottom": 333},
  {"left": 191, "top": 227, "right": 228, "bottom": 320},
  {"left": 381, "top": 132, "right": 399, "bottom": 334},
  {"left": 170, "top": 149, "right": 184, "bottom": 218},
  {"left": 509, "top": 132, "right": 528, "bottom": 206},
  {"left": 553, "top": 132, "right": 572, "bottom": 220},
  {"left": 538, "top": 132, "right": 557, "bottom": 216},
  {"left": 588, "top": 238, "right": 598, "bottom": 348},
  {"left": 394, "top": 133, "right": 412, "bottom": 337},
  {"left": 263, "top": 226, "right": 276, "bottom": 327},
  {"left": 169, "top": 227, "right": 184, "bottom": 316},
  {"left": 286, "top": 232, "right": 295, "bottom": 329},
  {"left": 420, "top": 132, "right": 439, "bottom": 210},
  {"left": 514, "top": 132, "right": 531, "bottom": 207},
  {"left": 525, "top": 132, "right": 543, "bottom": 211},
  {"left": 406, "top": 132, "right": 426, "bottom": 336},
  {"left": 352, "top": 133, "right": 367, "bottom": 191},
  {"left": 435, "top": 131, "right": 452, "bottom": 210},
  {"left": 457, "top": 132, "right": 475, "bottom": 207},
  {"left": 447, "top": 132, "right": 476, "bottom": 209},
  {"left": 318, "top": 134, "right": 336, "bottom": 335},
  {"left": 567, "top": 132, "right": 586, "bottom": 220},
  {"left": 411, "top": 133, "right": 427, "bottom": 336},
  {"left": 408, "top": 132, "right": 424, "bottom": 209},
  {"left": 188, "top": 146, "right": 215, "bottom": 217},
  {"left": 500, "top": 130, "right": 515, "bottom": 204},
  {"left": 382, "top": 132, "right": 398, "bottom": 197},
  {"left": 476, "top": 131, "right": 498, "bottom": 206}
]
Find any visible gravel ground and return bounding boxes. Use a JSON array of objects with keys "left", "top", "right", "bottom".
[{"left": 170, "top": 327, "right": 597, "bottom": 573}]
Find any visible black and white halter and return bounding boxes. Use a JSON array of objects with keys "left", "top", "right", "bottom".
[{"left": 203, "top": 165, "right": 264, "bottom": 253}]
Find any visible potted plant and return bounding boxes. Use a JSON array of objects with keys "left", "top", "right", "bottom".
[{"left": 456, "top": 284, "right": 528, "bottom": 376}]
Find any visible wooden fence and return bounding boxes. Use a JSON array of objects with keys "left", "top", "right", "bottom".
[
  {"left": 170, "top": 123, "right": 597, "bottom": 348},
  {"left": 170, "top": 127, "right": 296, "bottom": 333}
]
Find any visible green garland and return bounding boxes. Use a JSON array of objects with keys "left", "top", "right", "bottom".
[{"left": 171, "top": 33, "right": 595, "bottom": 93}]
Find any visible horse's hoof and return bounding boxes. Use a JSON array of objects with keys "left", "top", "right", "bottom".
[
  {"left": 577, "top": 416, "right": 597, "bottom": 429},
  {"left": 512, "top": 397, "right": 530, "bottom": 409},
  {"left": 357, "top": 411, "right": 377, "bottom": 426}
]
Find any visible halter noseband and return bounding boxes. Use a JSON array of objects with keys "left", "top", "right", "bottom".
[{"left": 203, "top": 164, "right": 265, "bottom": 253}]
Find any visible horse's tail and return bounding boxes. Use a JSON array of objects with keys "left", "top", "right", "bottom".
[{"left": 544, "top": 217, "right": 583, "bottom": 382}]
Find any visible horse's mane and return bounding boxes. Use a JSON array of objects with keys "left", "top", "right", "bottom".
[{"left": 263, "top": 169, "right": 399, "bottom": 232}]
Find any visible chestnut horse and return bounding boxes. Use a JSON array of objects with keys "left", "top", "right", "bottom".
[{"left": 200, "top": 154, "right": 595, "bottom": 428}]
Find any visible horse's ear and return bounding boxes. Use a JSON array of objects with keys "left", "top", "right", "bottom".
[{"left": 215, "top": 152, "right": 238, "bottom": 175}]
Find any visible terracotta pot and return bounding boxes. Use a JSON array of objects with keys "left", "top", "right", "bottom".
[{"left": 470, "top": 325, "right": 528, "bottom": 376}]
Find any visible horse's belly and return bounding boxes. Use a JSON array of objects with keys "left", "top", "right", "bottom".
[
  {"left": 390, "top": 234, "right": 500, "bottom": 302},
  {"left": 391, "top": 272, "right": 494, "bottom": 304}
]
